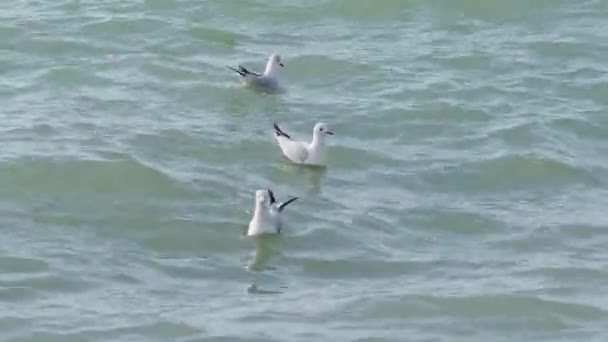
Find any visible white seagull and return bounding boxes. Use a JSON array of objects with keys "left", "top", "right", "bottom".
[
  {"left": 247, "top": 189, "right": 298, "bottom": 237},
  {"left": 227, "top": 53, "right": 284, "bottom": 91},
  {"left": 273, "top": 122, "right": 334, "bottom": 166}
]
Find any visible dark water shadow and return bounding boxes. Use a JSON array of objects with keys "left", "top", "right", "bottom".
[
  {"left": 248, "top": 82, "right": 287, "bottom": 95},
  {"left": 246, "top": 284, "right": 284, "bottom": 294},
  {"left": 230, "top": 78, "right": 286, "bottom": 96}
]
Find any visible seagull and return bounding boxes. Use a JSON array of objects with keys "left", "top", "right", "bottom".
[
  {"left": 247, "top": 189, "right": 298, "bottom": 237},
  {"left": 273, "top": 122, "right": 334, "bottom": 166},
  {"left": 227, "top": 53, "right": 284, "bottom": 91}
]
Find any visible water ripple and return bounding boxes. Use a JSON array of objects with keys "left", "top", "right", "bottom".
[{"left": 1, "top": 0, "right": 607, "bottom": 341}]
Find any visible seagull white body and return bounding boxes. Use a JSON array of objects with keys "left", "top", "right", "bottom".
[
  {"left": 227, "top": 54, "right": 284, "bottom": 91},
  {"left": 247, "top": 189, "right": 298, "bottom": 237},
  {"left": 273, "top": 122, "right": 334, "bottom": 166}
]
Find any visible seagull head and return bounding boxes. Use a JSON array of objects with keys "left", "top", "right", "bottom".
[
  {"left": 255, "top": 190, "right": 268, "bottom": 204},
  {"left": 271, "top": 54, "right": 284, "bottom": 68},
  {"left": 264, "top": 54, "right": 284, "bottom": 77},
  {"left": 314, "top": 122, "right": 334, "bottom": 137}
]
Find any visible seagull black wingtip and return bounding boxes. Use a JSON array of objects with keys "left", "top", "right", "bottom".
[
  {"left": 273, "top": 123, "right": 291, "bottom": 139},
  {"left": 267, "top": 189, "right": 276, "bottom": 204},
  {"left": 278, "top": 197, "right": 298, "bottom": 212},
  {"left": 226, "top": 65, "right": 245, "bottom": 77},
  {"left": 240, "top": 65, "right": 262, "bottom": 77}
]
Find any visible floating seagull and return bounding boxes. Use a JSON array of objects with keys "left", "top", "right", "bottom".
[
  {"left": 273, "top": 122, "right": 334, "bottom": 166},
  {"left": 227, "top": 54, "right": 284, "bottom": 91},
  {"left": 247, "top": 189, "right": 298, "bottom": 237}
]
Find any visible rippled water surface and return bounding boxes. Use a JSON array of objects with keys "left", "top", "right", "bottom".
[{"left": 1, "top": 1, "right": 608, "bottom": 341}]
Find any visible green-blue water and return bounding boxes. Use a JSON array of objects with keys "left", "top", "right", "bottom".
[{"left": 1, "top": 1, "right": 608, "bottom": 341}]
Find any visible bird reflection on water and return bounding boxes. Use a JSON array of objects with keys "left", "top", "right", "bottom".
[
  {"left": 276, "top": 161, "right": 328, "bottom": 195},
  {"left": 245, "top": 233, "right": 286, "bottom": 294}
]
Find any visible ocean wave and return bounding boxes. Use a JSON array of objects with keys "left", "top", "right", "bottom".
[
  {"left": 0, "top": 256, "right": 49, "bottom": 274},
  {"left": 420, "top": 152, "right": 595, "bottom": 194},
  {"left": 0, "top": 155, "right": 189, "bottom": 198},
  {"left": 186, "top": 25, "right": 242, "bottom": 47},
  {"left": 338, "top": 293, "right": 607, "bottom": 322},
  {"left": 284, "top": 256, "right": 433, "bottom": 280}
]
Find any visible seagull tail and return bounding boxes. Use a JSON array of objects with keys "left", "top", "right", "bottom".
[{"left": 273, "top": 123, "right": 291, "bottom": 139}]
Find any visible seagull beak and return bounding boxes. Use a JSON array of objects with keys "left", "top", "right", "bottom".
[{"left": 326, "top": 131, "right": 334, "bottom": 135}]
